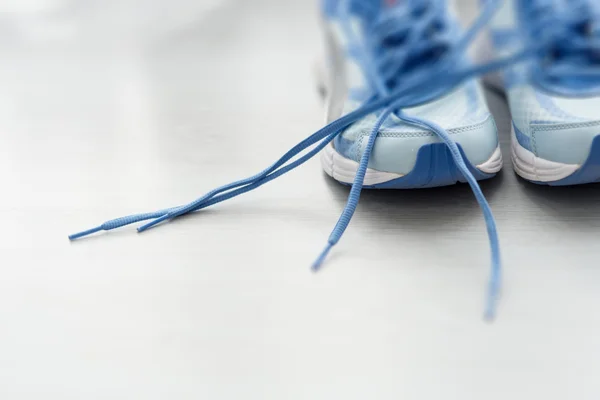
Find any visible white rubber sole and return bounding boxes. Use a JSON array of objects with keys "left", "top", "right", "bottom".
[
  {"left": 510, "top": 126, "right": 580, "bottom": 182},
  {"left": 320, "top": 143, "right": 403, "bottom": 185},
  {"left": 478, "top": 145, "right": 504, "bottom": 173},
  {"left": 320, "top": 142, "right": 503, "bottom": 186}
]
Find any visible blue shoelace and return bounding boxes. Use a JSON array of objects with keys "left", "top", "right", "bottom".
[
  {"left": 70, "top": 0, "right": 534, "bottom": 320},
  {"left": 524, "top": 0, "right": 600, "bottom": 95}
]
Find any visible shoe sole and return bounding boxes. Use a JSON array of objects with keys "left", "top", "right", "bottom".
[{"left": 321, "top": 142, "right": 502, "bottom": 189}]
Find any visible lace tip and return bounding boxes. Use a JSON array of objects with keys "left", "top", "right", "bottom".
[
  {"left": 484, "top": 308, "right": 496, "bottom": 323},
  {"left": 484, "top": 278, "right": 500, "bottom": 322},
  {"left": 311, "top": 243, "right": 333, "bottom": 272},
  {"left": 137, "top": 215, "right": 169, "bottom": 233},
  {"left": 68, "top": 226, "right": 103, "bottom": 241}
]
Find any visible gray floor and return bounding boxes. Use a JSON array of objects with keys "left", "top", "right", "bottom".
[{"left": 1, "top": 1, "right": 600, "bottom": 399}]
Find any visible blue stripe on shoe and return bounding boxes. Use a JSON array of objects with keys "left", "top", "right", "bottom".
[{"left": 513, "top": 122, "right": 532, "bottom": 151}]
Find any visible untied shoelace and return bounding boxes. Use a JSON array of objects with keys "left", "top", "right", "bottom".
[{"left": 70, "top": 0, "right": 535, "bottom": 320}]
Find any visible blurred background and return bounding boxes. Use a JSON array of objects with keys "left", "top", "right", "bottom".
[
  {"left": 0, "top": 0, "right": 223, "bottom": 44},
  {"left": 0, "top": 1, "right": 599, "bottom": 399}
]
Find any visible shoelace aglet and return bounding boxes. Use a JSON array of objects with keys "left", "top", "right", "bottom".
[
  {"left": 484, "top": 274, "right": 501, "bottom": 322},
  {"left": 68, "top": 226, "right": 103, "bottom": 241},
  {"left": 137, "top": 214, "right": 172, "bottom": 233},
  {"left": 311, "top": 242, "right": 334, "bottom": 272},
  {"left": 484, "top": 300, "right": 497, "bottom": 322}
]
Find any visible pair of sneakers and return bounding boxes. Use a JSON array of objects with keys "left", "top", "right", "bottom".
[
  {"left": 320, "top": 0, "right": 600, "bottom": 189},
  {"left": 314, "top": 0, "right": 600, "bottom": 316},
  {"left": 70, "top": 0, "right": 600, "bottom": 319}
]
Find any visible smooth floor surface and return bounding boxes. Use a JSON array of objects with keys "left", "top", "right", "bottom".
[{"left": 1, "top": 1, "right": 600, "bottom": 399}]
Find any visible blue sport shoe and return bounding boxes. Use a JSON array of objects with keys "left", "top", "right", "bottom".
[
  {"left": 70, "top": 0, "right": 528, "bottom": 319},
  {"left": 484, "top": 0, "right": 600, "bottom": 185},
  {"left": 318, "top": 0, "right": 503, "bottom": 188}
]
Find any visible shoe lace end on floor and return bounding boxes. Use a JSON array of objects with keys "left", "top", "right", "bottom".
[
  {"left": 137, "top": 216, "right": 168, "bottom": 232},
  {"left": 484, "top": 259, "right": 501, "bottom": 321},
  {"left": 68, "top": 226, "right": 103, "bottom": 241},
  {"left": 312, "top": 242, "right": 334, "bottom": 272}
]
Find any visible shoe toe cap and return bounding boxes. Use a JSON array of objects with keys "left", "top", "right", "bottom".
[{"left": 335, "top": 115, "right": 499, "bottom": 176}]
